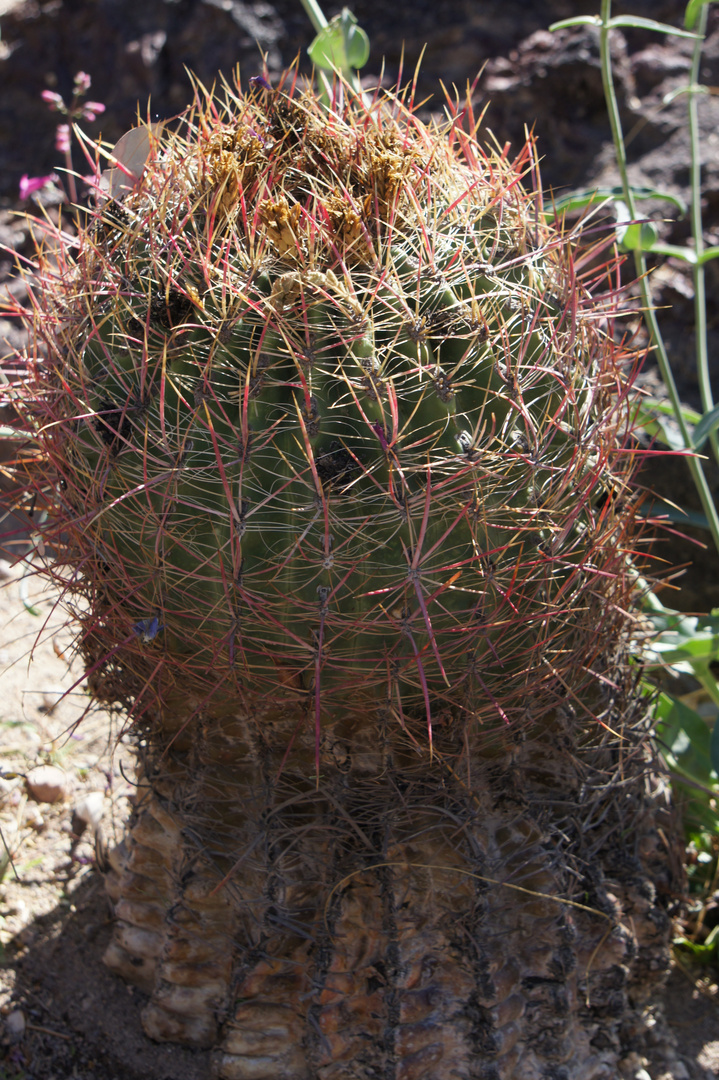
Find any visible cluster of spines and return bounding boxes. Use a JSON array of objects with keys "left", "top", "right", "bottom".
[{"left": 4, "top": 70, "right": 643, "bottom": 763}]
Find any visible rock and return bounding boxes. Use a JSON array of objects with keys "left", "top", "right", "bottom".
[
  {"left": 620, "top": 1053, "right": 646, "bottom": 1078},
  {"left": 22, "top": 803, "right": 44, "bottom": 830},
  {"left": 0, "top": 777, "right": 22, "bottom": 806},
  {"left": 74, "top": 791, "right": 105, "bottom": 830},
  {"left": 26, "top": 764, "right": 68, "bottom": 804},
  {"left": 4, "top": 1009, "right": 25, "bottom": 1043}
]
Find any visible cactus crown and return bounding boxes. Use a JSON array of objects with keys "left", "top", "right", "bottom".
[{"left": 12, "top": 69, "right": 639, "bottom": 757}]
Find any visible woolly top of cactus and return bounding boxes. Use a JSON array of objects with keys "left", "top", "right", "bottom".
[{"left": 17, "top": 70, "right": 639, "bottom": 753}]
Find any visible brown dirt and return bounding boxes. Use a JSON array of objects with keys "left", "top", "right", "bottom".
[{"left": 0, "top": 568, "right": 716, "bottom": 1080}]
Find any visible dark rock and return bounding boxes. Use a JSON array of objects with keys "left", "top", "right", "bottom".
[{"left": 0, "top": 0, "right": 694, "bottom": 202}]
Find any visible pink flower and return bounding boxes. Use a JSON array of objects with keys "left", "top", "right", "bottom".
[
  {"left": 19, "top": 173, "right": 59, "bottom": 200},
  {"left": 41, "top": 89, "right": 64, "bottom": 111},
  {"left": 74, "top": 71, "right": 92, "bottom": 92},
  {"left": 81, "top": 101, "right": 106, "bottom": 122},
  {"left": 55, "top": 124, "right": 71, "bottom": 154}
]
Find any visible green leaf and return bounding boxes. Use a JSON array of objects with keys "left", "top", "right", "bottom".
[
  {"left": 615, "top": 199, "right": 659, "bottom": 253},
  {"left": 653, "top": 690, "right": 717, "bottom": 787},
  {"left": 308, "top": 22, "right": 347, "bottom": 71},
  {"left": 343, "top": 12, "right": 370, "bottom": 68},
  {"left": 663, "top": 84, "right": 710, "bottom": 105},
  {"left": 697, "top": 244, "right": 719, "bottom": 265},
  {"left": 711, "top": 713, "right": 719, "bottom": 775},
  {"left": 307, "top": 8, "right": 369, "bottom": 74},
  {"left": 549, "top": 17, "right": 602, "bottom": 30},
  {"left": 647, "top": 242, "right": 698, "bottom": 263},
  {"left": 628, "top": 186, "right": 686, "bottom": 213},
  {"left": 631, "top": 401, "right": 691, "bottom": 450},
  {"left": 546, "top": 184, "right": 686, "bottom": 220},
  {"left": 674, "top": 935, "right": 719, "bottom": 963},
  {"left": 608, "top": 15, "right": 701, "bottom": 38},
  {"left": 640, "top": 398, "right": 701, "bottom": 424},
  {"left": 620, "top": 219, "right": 659, "bottom": 251},
  {"left": 693, "top": 403, "right": 719, "bottom": 449},
  {"left": 639, "top": 502, "right": 713, "bottom": 531},
  {"left": 685, "top": 0, "right": 718, "bottom": 30},
  {"left": 645, "top": 611, "right": 719, "bottom": 667}
]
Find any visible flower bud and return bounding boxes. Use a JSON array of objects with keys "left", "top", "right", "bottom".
[
  {"left": 82, "top": 102, "right": 106, "bottom": 122},
  {"left": 74, "top": 71, "right": 92, "bottom": 92},
  {"left": 55, "top": 124, "right": 71, "bottom": 154},
  {"left": 41, "top": 89, "right": 64, "bottom": 111}
]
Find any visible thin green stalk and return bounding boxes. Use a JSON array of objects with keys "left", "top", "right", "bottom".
[
  {"left": 298, "top": 0, "right": 328, "bottom": 34},
  {"left": 687, "top": 3, "right": 719, "bottom": 466},
  {"left": 599, "top": 0, "right": 719, "bottom": 556}
]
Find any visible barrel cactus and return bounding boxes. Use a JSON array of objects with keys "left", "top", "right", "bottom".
[{"left": 9, "top": 70, "right": 677, "bottom": 1079}]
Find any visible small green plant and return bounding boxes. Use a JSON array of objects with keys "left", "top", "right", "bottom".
[
  {"left": 550, "top": 0, "right": 719, "bottom": 970},
  {"left": 551, "top": 0, "right": 719, "bottom": 553},
  {"left": 300, "top": 1, "right": 370, "bottom": 96},
  {"left": 641, "top": 590, "right": 719, "bottom": 786}
]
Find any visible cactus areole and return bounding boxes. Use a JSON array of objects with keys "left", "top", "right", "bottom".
[{"left": 15, "top": 72, "right": 675, "bottom": 1079}]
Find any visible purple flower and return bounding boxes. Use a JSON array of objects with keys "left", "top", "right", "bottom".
[
  {"left": 133, "top": 615, "right": 165, "bottom": 642},
  {"left": 41, "top": 89, "right": 64, "bottom": 111},
  {"left": 74, "top": 71, "right": 92, "bottom": 92},
  {"left": 82, "top": 101, "right": 106, "bottom": 122},
  {"left": 19, "top": 173, "right": 58, "bottom": 200}
]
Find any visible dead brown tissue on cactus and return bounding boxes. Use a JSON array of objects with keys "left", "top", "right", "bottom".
[{"left": 5, "top": 66, "right": 681, "bottom": 1079}]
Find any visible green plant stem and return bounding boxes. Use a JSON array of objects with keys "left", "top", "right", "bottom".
[
  {"left": 687, "top": 3, "right": 719, "bottom": 467},
  {"left": 599, "top": 0, "right": 719, "bottom": 557},
  {"left": 299, "top": 0, "right": 328, "bottom": 34}
]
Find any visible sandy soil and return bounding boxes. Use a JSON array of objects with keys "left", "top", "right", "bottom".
[{"left": 0, "top": 561, "right": 718, "bottom": 1079}]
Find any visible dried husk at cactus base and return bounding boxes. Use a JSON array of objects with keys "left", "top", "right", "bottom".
[{"left": 3, "top": 69, "right": 680, "bottom": 1080}]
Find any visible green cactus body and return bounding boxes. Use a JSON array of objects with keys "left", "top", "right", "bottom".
[
  {"left": 54, "top": 83, "right": 619, "bottom": 722},
  {"left": 13, "top": 72, "right": 677, "bottom": 1079}
]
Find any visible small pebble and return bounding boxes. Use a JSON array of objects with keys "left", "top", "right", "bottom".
[
  {"left": 0, "top": 777, "right": 21, "bottom": 806},
  {"left": 619, "top": 1053, "right": 645, "bottom": 1078},
  {"left": 23, "top": 804, "right": 44, "bottom": 830},
  {"left": 5, "top": 898, "right": 27, "bottom": 921},
  {"left": 74, "top": 791, "right": 105, "bottom": 830},
  {"left": 17, "top": 925, "right": 36, "bottom": 946},
  {"left": 26, "top": 764, "right": 68, "bottom": 804},
  {"left": 4, "top": 1009, "right": 25, "bottom": 1042}
]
